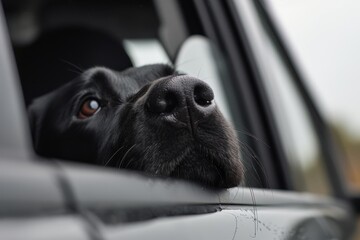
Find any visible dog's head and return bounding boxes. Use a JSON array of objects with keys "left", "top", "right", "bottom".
[{"left": 29, "top": 64, "right": 243, "bottom": 188}]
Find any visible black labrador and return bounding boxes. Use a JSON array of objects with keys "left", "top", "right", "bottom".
[{"left": 28, "top": 64, "right": 243, "bottom": 188}]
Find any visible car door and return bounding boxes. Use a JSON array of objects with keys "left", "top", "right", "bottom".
[
  {"left": 0, "top": 0, "right": 356, "bottom": 239},
  {"left": 0, "top": 3, "right": 94, "bottom": 239}
]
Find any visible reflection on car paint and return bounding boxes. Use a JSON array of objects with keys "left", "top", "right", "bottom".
[{"left": 101, "top": 206, "right": 346, "bottom": 240}]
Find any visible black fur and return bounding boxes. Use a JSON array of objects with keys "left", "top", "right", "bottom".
[{"left": 28, "top": 64, "right": 243, "bottom": 188}]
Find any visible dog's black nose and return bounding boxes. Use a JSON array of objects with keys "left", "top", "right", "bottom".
[{"left": 146, "top": 76, "right": 215, "bottom": 128}]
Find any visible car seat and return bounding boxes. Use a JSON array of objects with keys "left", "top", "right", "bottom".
[{"left": 14, "top": 27, "right": 133, "bottom": 105}]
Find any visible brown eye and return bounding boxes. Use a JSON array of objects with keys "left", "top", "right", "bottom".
[{"left": 78, "top": 99, "right": 100, "bottom": 119}]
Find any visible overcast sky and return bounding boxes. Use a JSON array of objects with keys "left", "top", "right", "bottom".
[{"left": 267, "top": 0, "right": 360, "bottom": 138}]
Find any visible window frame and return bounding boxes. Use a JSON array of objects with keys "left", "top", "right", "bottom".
[
  {"left": 253, "top": 0, "right": 360, "bottom": 210},
  {"left": 251, "top": 0, "right": 349, "bottom": 197},
  {"left": 223, "top": 0, "right": 352, "bottom": 200}
]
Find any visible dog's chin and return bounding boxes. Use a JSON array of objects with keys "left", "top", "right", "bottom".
[
  {"left": 169, "top": 160, "right": 226, "bottom": 189},
  {"left": 144, "top": 145, "right": 239, "bottom": 189}
]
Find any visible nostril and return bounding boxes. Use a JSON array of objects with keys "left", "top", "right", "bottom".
[
  {"left": 194, "top": 95, "right": 212, "bottom": 106},
  {"left": 147, "top": 92, "right": 178, "bottom": 114},
  {"left": 150, "top": 99, "right": 167, "bottom": 113},
  {"left": 194, "top": 84, "right": 214, "bottom": 107}
]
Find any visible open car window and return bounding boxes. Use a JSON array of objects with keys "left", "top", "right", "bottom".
[
  {"left": 0, "top": 0, "right": 357, "bottom": 239},
  {"left": 2, "top": 0, "right": 253, "bottom": 188}
]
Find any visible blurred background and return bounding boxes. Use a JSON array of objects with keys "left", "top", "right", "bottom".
[
  {"left": 268, "top": 1, "right": 360, "bottom": 238},
  {"left": 268, "top": 0, "right": 360, "bottom": 191}
]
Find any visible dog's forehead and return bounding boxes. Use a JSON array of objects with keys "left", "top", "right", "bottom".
[
  {"left": 82, "top": 67, "right": 143, "bottom": 96},
  {"left": 82, "top": 65, "right": 175, "bottom": 96}
]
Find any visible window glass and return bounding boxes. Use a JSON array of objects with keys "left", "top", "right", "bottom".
[
  {"left": 268, "top": 0, "right": 360, "bottom": 192},
  {"left": 233, "top": 0, "right": 331, "bottom": 194},
  {"left": 263, "top": 39, "right": 331, "bottom": 194}
]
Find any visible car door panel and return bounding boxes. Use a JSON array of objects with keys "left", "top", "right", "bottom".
[
  {"left": 0, "top": 216, "right": 91, "bottom": 240},
  {"left": 0, "top": 159, "right": 66, "bottom": 216},
  {"left": 100, "top": 207, "right": 350, "bottom": 240},
  {"left": 0, "top": 155, "right": 354, "bottom": 240},
  {"left": 59, "top": 162, "right": 354, "bottom": 240}
]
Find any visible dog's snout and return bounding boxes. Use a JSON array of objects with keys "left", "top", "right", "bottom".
[{"left": 146, "top": 76, "right": 215, "bottom": 127}]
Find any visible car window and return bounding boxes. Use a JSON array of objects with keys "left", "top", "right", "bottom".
[
  {"left": 262, "top": 37, "right": 332, "bottom": 195},
  {"left": 2, "top": 0, "right": 251, "bottom": 188},
  {"left": 233, "top": 0, "right": 332, "bottom": 195},
  {"left": 268, "top": 0, "right": 360, "bottom": 193}
]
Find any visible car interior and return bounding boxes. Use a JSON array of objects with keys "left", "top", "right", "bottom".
[
  {"left": 2, "top": 0, "right": 259, "bottom": 185},
  {"left": 5, "top": 0, "right": 163, "bottom": 105}
]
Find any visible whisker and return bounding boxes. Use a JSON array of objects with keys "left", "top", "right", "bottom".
[
  {"left": 197, "top": 66, "right": 203, "bottom": 78},
  {"left": 66, "top": 68, "right": 82, "bottom": 75},
  {"left": 238, "top": 138, "right": 271, "bottom": 188},
  {"left": 118, "top": 144, "right": 137, "bottom": 168},
  {"left": 235, "top": 128, "right": 270, "bottom": 148},
  {"left": 104, "top": 145, "right": 125, "bottom": 166},
  {"left": 139, "top": 146, "right": 150, "bottom": 170},
  {"left": 124, "top": 157, "right": 136, "bottom": 169},
  {"left": 249, "top": 187, "right": 259, "bottom": 237},
  {"left": 173, "top": 58, "right": 198, "bottom": 69},
  {"left": 60, "top": 59, "right": 84, "bottom": 74}
]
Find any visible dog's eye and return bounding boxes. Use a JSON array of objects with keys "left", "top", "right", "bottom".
[{"left": 78, "top": 99, "right": 100, "bottom": 119}]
